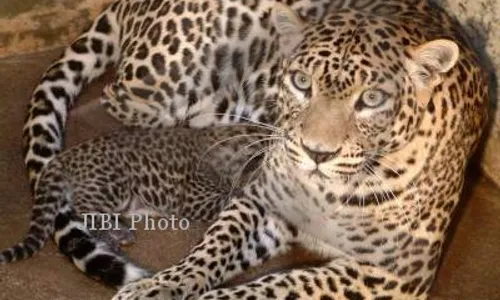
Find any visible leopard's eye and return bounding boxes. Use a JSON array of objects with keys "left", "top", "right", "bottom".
[
  {"left": 290, "top": 71, "right": 312, "bottom": 92},
  {"left": 357, "top": 89, "right": 388, "bottom": 109}
]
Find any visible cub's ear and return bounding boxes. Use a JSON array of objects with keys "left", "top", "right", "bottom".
[
  {"left": 272, "top": 3, "right": 305, "bottom": 55},
  {"left": 405, "top": 39, "right": 460, "bottom": 89}
]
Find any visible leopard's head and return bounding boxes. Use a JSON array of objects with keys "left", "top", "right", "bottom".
[{"left": 270, "top": 4, "right": 460, "bottom": 185}]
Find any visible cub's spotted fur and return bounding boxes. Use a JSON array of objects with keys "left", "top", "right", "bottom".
[{"left": 2, "top": 125, "right": 264, "bottom": 286}]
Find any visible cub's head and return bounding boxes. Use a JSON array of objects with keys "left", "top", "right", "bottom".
[{"left": 270, "top": 4, "right": 460, "bottom": 183}]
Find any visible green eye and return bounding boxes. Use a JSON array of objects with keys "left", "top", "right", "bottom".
[
  {"left": 290, "top": 71, "right": 312, "bottom": 92},
  {"left": 358, "top": 89, "right": 388, "bottom": 109}
]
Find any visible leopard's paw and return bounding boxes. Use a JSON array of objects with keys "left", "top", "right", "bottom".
[
  {"left": 112, "top": 278, "right": 165, "bottom": 300},
  {"left": 112, "top": 269, "right": 204, "bottom": 300}
]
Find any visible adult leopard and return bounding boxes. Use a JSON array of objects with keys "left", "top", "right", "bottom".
[
  {"left": 21, "top": 0, "right": 334, "bottom": 288},
  {"left": 23, "top": 0, "right": 335, "bottom": 192},
  {"left": 20, "top": 0, "right": 488, "bottom": 299}
]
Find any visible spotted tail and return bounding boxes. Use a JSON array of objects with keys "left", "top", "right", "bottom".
[
  {"left": 0, "top": 162, "right": 150, "bottom": 287},
  {"left": 23, "top": 0, "right": 122, "bottom": 192}
]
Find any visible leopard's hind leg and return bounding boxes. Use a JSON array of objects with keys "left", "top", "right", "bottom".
[
  {"left": 84, "top": 213, "right": 136, "bottom": 252},
  {"left": 57, "top": 183, "right": 151, "bottom": 286},
  {"left": 101, "top": 82, "right": 174, "bottom": 128}
]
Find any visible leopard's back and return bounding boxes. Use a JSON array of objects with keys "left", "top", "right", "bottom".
[{"left": 22, "top": 0, "right": 336, "bottom": 194}]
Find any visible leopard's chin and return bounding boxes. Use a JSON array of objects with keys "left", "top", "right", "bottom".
[{"left": 306, "top": 169, "right": 330, "bottom": 180}]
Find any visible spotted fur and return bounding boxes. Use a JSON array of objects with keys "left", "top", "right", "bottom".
[
  {"left": 3, "top": 124, "right": 264, "bottom": 287},
  {"left": 23, "top": 0, "right": 334, "bottom": 193},
  {"left": 111, "top": 1, "right": 487, "bottom": 300},
  {"left": 20, "top": 0, "right": 488, "bottom": 298}
]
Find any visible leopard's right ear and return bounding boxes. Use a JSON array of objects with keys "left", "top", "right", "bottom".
[{"left": 272, "top": 3, "right": 305, "bottom": 55}]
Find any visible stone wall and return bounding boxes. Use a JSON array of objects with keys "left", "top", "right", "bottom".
[
  {"left": 0, "top": 0, "right": 498, "bottom": 185},
  {"left": 0, "top": 0, "right": 114, "bottom": 57},
  {"left": 432, "top": 0, "right": 500, "bottom": 186}
]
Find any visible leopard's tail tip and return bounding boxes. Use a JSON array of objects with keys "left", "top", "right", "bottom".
[{"left": 0, "top": 237, "right": 45, "bottom": 264}]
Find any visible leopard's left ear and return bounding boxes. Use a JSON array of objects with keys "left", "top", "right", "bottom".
[
  {"left": 272, "top": 3, "right": 305, "bottom": 55},
  {"left": 405, "top": 39, "right": 460, "bottom": 99}
]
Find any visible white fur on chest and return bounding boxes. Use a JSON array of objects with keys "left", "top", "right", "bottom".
[
  {"left": 263, "top": 168, "right": 419, "bottom": 263},
  {"left": 266, "top": 171, "right": 358, "bottom": 244}
]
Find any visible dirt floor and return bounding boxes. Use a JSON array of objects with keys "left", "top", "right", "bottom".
[{"left": 0, "top": 49, "right": 499, "bottom": 300}]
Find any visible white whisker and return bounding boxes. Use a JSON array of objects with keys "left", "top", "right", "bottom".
[
  {"left": 370, "top": 155, "right": 422, "bottom": 219},
  {"left": 362, "top": 164, "right": 382, "bottom": 208},
  {"left": 199, "top": 132, "right": 280, "bottom": 163},
  {"left": 229, "top": 145, "right": 276, "bottom": 193},
  {"left": 366, "top": 157, "right": 420, "bottom": 234},
  {"left": 220, "top": 136, "right": 285, "bottom": 177},
  {"left": 244, "top": 145, "right": 278, "bottom": 185},
  {"left": 193, "top": 112, "right": 283, "bottom": 133}
]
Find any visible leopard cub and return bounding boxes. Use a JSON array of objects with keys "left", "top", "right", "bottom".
[{"left": 0, "top": 124, "right": 266, "bottom": 287}]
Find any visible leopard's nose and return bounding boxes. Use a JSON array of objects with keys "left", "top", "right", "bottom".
[{"left": 301, "top": 142, "right": 341, "bottom": 164}]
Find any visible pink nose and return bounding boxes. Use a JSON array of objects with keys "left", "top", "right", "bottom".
[{"left": 301, "top": 142, "right": 341, "bottom": 164}]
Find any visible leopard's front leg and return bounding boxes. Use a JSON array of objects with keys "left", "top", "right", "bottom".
[
  {"left": 199, "top": 259, "right": 416, "bottom": 300},
  {"left": 112, "top": 196, "right": 296, "bottom": 300}
]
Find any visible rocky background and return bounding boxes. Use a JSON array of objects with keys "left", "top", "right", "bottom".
[
  {"left": 432, "top": 0, "right": 499, "bottom": 186},
  {"left": 0, "top": 0, "right": 114, "bottom": 56},
  {"left": 0, "top": 0, "right": 498, "bottom": 186}
]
